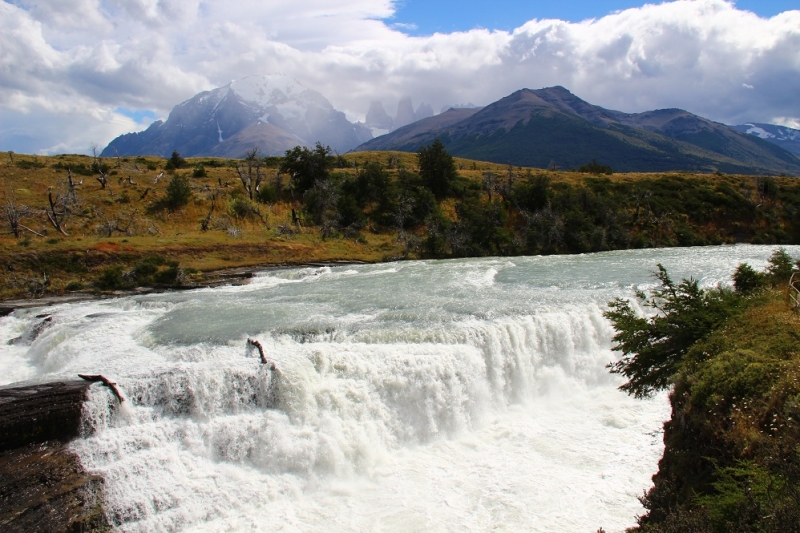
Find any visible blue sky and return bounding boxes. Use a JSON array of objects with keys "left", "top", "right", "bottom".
[{"left": 392, "top": 0, "right": 797, "bottom": 34}]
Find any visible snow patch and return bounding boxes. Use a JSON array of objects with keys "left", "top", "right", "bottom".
[
  {"left": 745, "top": 124, "right": 774, "bottom": 139},
  {"left": 230, "top": 74, "right": 307, "bottom": 110}
]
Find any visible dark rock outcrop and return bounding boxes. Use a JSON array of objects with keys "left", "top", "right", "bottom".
[
  {"left": 0, "top": 381, "right": 92, "bottom": 451},
  {"left": 0, "top": 381, "right": 110, "bottom": 532}
]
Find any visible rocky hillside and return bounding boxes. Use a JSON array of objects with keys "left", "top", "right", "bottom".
[
  {"left": 356, "top": 87, "right": 800, "bottom": 176},
  {"left": 733, "top": 123, "right": 800, "bottom": 157}
]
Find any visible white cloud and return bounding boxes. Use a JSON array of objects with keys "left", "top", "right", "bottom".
[{"left": 1, "top": 0, "right": 799, "bottom": 154}]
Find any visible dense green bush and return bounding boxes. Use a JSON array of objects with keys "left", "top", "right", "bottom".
[
  {"left": 605, "top": 265, "right": 742, "bottom": 398},
  {"left": 165, "top": 174, "right": 192, "bottom": 211},
  {"left": 95, "top": 266, "right": 126, "bottom": 290}
]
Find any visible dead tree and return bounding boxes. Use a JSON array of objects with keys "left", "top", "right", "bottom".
[
  {"left": 499, "top": 165, "right": 517, "bottom": 202},
  {"left": 3, "top": 189, "right": 36, "bottom": 238},
  {"left": 236, "top": 147, "right": 264, "bottom": 200},
  {"left": 201, "top": 192, "right": 217, "bottom": 231},
  {"left": 97, "top": 210, "right": 138, "bottom": 237},
  {"left": 66, "top": 168, "right": 81, "bottom": 204},
  {"left": 96, "top": 170, "right": 108, "bottom": 189},
  {"left": 482, "top": 171, "right": 498, "bottom": 202},
  {"left": 78, "top": 374, "right": 125, "bottom": 403},
  {"left": 139, "top": 187, "right": 152, "bottom": 200},
  {"left": 247, "top": 338, "right": 276, "bottom": 370},
  {"left": 46, "top": 192, "right": 69, "bottom": 236},
  {"left": 631, "top": 189, "right": 652, "bottom": 224}
]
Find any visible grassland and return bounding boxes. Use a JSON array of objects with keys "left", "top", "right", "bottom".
[{"left": 1, "top": 150, "right": 798, "bottom": 301}]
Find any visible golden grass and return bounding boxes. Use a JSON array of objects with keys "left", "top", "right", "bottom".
[{"left": 0, "top": 150, "right": 793, "bottom": 300}]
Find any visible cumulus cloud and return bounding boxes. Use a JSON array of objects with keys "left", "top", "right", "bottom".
[{"left": 0, "top": 0, "right": 798, "bottom": 154}]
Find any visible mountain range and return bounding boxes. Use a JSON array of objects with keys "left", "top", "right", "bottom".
[
  {"left": 102, "top": 75, "right": 800, "bottom": 175},
  {"left": 102, "top": 75, "right": 373, "bottom": 158},
  {"left": 355, "top": 86, "right": 800, "bottom": 175},
  {"left": 364, "top": 98, "right": 434, "bottom": 136}
]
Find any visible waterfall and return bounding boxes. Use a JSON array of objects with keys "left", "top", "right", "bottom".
[{"left": 2, "top": 245, "right": 796, "bottom": 532}]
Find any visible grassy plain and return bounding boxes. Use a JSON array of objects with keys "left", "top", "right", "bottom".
[{"left": 1, "top": 150, "right": 798, "bottom": 301}]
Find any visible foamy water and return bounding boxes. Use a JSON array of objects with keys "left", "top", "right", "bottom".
[{"left": 2, "top": 245, "right": 795, "bottom": 532}]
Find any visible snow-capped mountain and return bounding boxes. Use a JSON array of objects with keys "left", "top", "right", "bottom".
[
  {"left": 732, "top": 123, "right": 800, "bottom": 156},
  {"left": 102, "top": 74, "right": 372, "bottom": 158}
]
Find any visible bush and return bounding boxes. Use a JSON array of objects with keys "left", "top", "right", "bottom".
[
  {"left": 256, "top": 185, "right": 278, "bottom": 204},
  {"left": 229, "top": 197, "right": 261, "bottom": 220},
  {"left": 165, "top": 174, "right": 192, "bottom": 211},
  {"left": 577, "top": 159, "right": 613, "bottom": 174},
  {"left": 732, "top": 263, "right": 766, "bottom": 295},
  {"left": 167, "top": 150, "right": 187, "bottom": 170},
  {"left": 192, "top": 164, "right": 206, "bottom": 178},
  {"left": 95, "top": 266, "right": 127, "bottom": 290},
  {"left": 605, "top": 265, "right": 741, "bottom": 398},
  {"left": 765, "top": 247, "right": 795, "bottom": 286}
]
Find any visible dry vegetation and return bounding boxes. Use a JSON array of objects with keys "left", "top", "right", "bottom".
[{"left": 1, "top": 149, "right": 798, "bottom": 301}]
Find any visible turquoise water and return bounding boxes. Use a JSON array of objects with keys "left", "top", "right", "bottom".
[{"left": 1, "top": 245, "right": 796, "bottom": 532}]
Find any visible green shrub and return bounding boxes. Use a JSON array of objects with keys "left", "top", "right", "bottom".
[
  {"left": 229, "top": 198, "right": 260, "bottom": 219},
  {"left": 165, "top": 174, "right": 192, "bottom": 211},
  {"left": 605, "top": 265, "right": 741, "bottom": 398},
  {"left": 732, "top": 263, "right": 766, "bottom": 295},
  {"left": 95, "top": 266, "right": 127, "bottom": 290},
  {"left": 168, "top": 150, "right": 187, "bottom": 169},
  {"left": 765, "top": 247, "right": 795, "bottom": 286},
  {"left": 65, "top": 281, "right": 84, "bottom": 291},
  {"left": 256, "top": 185, "right": 278, "bottom": 204},
  {"left": 577, "top": 159, "right": 613, "bottom": 174}
]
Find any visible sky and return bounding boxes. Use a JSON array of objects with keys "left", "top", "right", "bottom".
[{"left": 1, "top": 0, "right": 799, "bottom": 155}]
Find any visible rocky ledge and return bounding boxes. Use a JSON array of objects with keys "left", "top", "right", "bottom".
[{"left": 0, "top": 381, "right": 110, "bottom": 532}]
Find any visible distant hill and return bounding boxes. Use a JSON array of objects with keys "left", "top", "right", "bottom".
[
  {"left": 102, "top": 75, "right": 372, "bottom": 158},
  {"left": 355, "top": 87, "right": 800, "bottom": 175},
  {"left": 732, "top": 123, "right": 800, "bottom": 157}
]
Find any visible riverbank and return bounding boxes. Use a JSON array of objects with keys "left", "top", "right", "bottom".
[
  {"left": 626, "top": 283, "right": 800, "bottom": 530},
  {"left": 0, "top": 260, "right": 371, "bottom": 315},
  {"left": 3, "top": 152, "right": 799, "bottom": 302}
]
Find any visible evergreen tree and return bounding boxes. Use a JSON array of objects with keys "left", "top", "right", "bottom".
[
  {"left": 167, "top": 150, "right": 187, "bottom": 169},
  {"left": 417, "top": 139, "right": 457, "bottom": 201},
  {"left": 165, "top": 174, "right": 191, "bottom": 211}
]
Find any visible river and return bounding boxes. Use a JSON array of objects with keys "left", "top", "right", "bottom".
[{"left": 2, "top": 244, "right": 796, "bottom": 532}]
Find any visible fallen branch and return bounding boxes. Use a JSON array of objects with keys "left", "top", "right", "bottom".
[
  {"left": 247, "top": 338, "right": 276, "bottom": 370},
  {"left": 78, "top": 374, "right": 125, "bottom": 403},
  {"left": 18, "top": 223, "right": 45, "bottom": 237}
]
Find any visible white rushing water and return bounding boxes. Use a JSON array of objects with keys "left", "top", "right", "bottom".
[{"left": 2, "top": 245, "right": 797, "bottom": 532}]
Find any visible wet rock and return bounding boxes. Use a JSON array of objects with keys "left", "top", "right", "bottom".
[
  {"left": 0, "top": 381, "right": 110, "bottom": 532},
  {"left": 0, "top": 442, "right": 108, "bottom": 532},
  {"left": 0, "top": 381, "right": 91, "bottom": 451}
]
